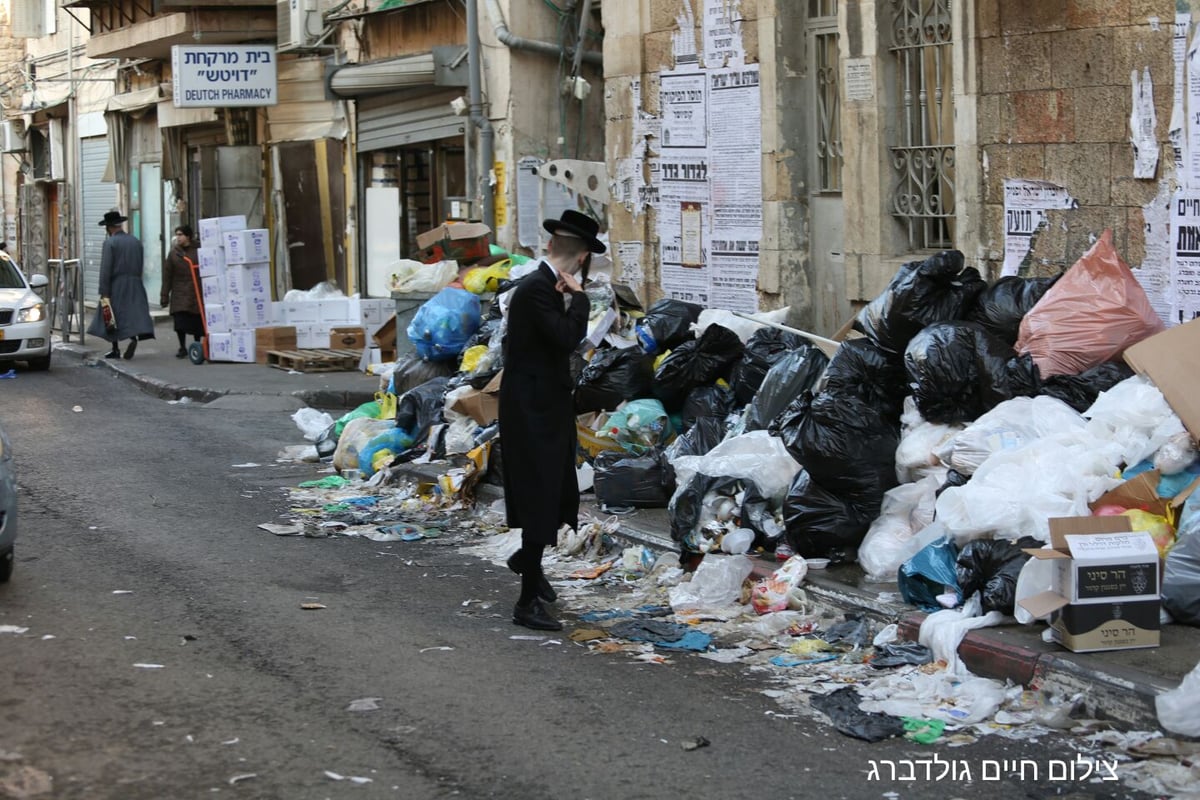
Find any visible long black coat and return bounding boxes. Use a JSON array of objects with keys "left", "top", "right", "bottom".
[
  {"left": 86, "top": 230, "right": 155, "bottom": 342},
  {"left": 499, "top": 262, "right": 589, "bottom": 545}
]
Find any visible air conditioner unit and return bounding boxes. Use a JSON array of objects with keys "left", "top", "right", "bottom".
[
  {"left": 277, "top": 0, "right": 322, "bottom": 51},
  {"left": 0, "top": 120, "right": 26, "bottom": 154}
]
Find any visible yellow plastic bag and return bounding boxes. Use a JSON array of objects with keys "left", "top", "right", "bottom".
[
  {"left": 374, "top": 391, "right": 398, "bottom": 419},
  {"left": 1122, "top": 509, "right": 1176, "bottom": 558},
  {"left": 459, "top": 345, "right": 490, "bottom": 374},
  {"left": 463, "top": 260, "right": 512, "bottom": 294}
]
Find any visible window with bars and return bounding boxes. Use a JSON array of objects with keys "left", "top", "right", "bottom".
[
  {"left": 811, "top": 0, "right": 843, "bottom": 193},
  {"left": 889, "top": 0, "right": 954, "bottom": 251}
]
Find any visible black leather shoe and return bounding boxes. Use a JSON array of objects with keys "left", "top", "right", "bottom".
[
  {"left": 123, "top": 339, "right": 138, "bottom": 360},
  {"left": 513, "top": 600, "right": 562, "bottom": 631},
  {"left": 104, "top": 349, "right": 121, "bottom": 359},
  {"left": 506, "top": 552, "right": 557, "bottom": 603},
  {"left": 175, "top": 348, "right": 187, "bottom": 358}
]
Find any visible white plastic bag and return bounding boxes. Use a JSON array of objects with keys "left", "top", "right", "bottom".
[
  {"left": 692, "top": 307, "right": 790, "bottom": 343},
  {"left": 669, "top": 430, "right": 800, "bottom": 505},
  {"left": 935, "top": 396, "right": 1085, "bottom": 476},
  {"left": 668, "top": 554, "right": 754, "bottom": 610},
  {"left": 750, "top": 555, "right": 808, "bottom": 614},
  {"left": 1084, "top": 375, "right": 1185, "bottom": 467},
  {"left": 292, "top": 407, "right": 335, "bottom": 442},
  {"left": 389, "top": 259, "right": 457, "bottom": 293},
  {"left": 896, "top": 397, "right": 963, "bottom": 483},
  {"left": 918, "top": 593, "right": 1006, "bottom": 676},
  {"left": 1154, "top": 431, "right": 1198, "bottom": 476},
  {"left": 1156, "top": 658, "right": 1200, "bottom": 737},
  {"left": 333, "top": 417, "right": 396, "bottom": 471},
  {"left": 857, "top": 478, "right": 942, "bottom": 581},
  {"left": 443, "top": 415, "right": 480, "bottom": 455}
]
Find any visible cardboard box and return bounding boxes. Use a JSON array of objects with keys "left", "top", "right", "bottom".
[
  {"left": 226, "top": 296, "right": 246, "bottom": 328},
  {"left": 283, "top": 301, "right": 321, "bottom": 325},
  {"left": 1019, "top": 517, "right": 1161, "bottom": 653},
  {"left": 208, "top": 332, "right": 233, "bottom": 361},
  {"left": 415, "top": 221, "right": 491, "bottom": 263},
  {"left": 229, "top": 329, "right": 256, "bottom": 363},
  {"left": 1124, "top": 317, "right": 1200, "bottom": 439},
  {"left": 1090, "top": 469, "right": 1200, "bottom": 520},
  {"left": 197, "top": 216, "right": 248, "bottom": 247},
  {"left": 361, "top": 298, "right": 388, "bottom": 329},
  {"left": 200, "top": 275, "right": 224, "bottom": 306},
  {"left": 329, "top": 326, "right": 367, "bottom": 350},
  {"left": 254, "top": 325, "right": 297, "bottom": 363},
  {"left": 197, "top": 246, "right": 226, "bottom": 278},
  {"left": 372, "top": 314, "right": 397, "bottom": 361},
  {"left": 222, "top": 229, "right": 270, "bottom": 265},
  {"left": 226, "top": 265, "right": 271, "bottom": 302},
  {"left": 296, "top": 325, "right": 327, "bottom": 349},
  {"left": 449, "top": 371, "right": 502, "bottom": 425},
  {"left": 317, "top": 298, "right": 360, "bottom": 324},
  {"left": 246, "top": 294, "right": 272, "bottom": 327},
  {"left": 204, "top": 303, "right": 229, "bottom": 334}
]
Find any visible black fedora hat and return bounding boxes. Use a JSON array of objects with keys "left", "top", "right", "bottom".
[
  {"left": 99, "top": 210, "right": 128, "bottom": 227},
  {"left": 543, "top": 209, "right": 605, "bottom": 254}
]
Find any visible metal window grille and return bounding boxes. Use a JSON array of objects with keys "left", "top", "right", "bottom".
[
  {"left": 889, "top": 0, "right": 955, "bottom": 250},
  {"left": 811, "top": 0, "right": 843, "bottom": 193}
]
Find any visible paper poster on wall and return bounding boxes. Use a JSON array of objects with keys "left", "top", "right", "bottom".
[
  {"left": 516, "top": 155, "right": 577, "bottom": 250},
  {"left": 1170, "top": 190, "right": 1200, "bottom": 323},
  {"left": 703, "top": 0, "right": 744, "bottom": 69},
  {"left": 1186, "top": 27, "right": 1200, "bottom": 187},
  {"left": 673, "top": 0, "right": 699, "bottom": 67},
  {"left": 659, "top": 70, "right": 708, "bottom": 149},
  {"left": 1130, "top": 67, "right": 1158, "bottom": 179},
  {"left": 492, "top": 161, "right": 507, "bottom": 228},
  {"left": 615, "top": 241, "right": 645, "bottom": 288},
  {"left": 1169, "top": 14, "right": 1190, "bottom": 170},
  {"left": 681, "top": 202, "right": 704, "bottom": 266},
  {"left": 1001, "top": 179, "right": 1077, "bottom": 277},
  {"left": 1135, "top": 182, "right": 1175, "bottom": 326}
]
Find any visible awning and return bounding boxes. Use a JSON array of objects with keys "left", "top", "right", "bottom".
[
  {"left": 157, "top": 101, "right": 218, "bottom": 128},
  {"left": 106, "top": 86, "right": 162, "bottom": 115},
  {"left": 328, "top": 53, "right": 438, "bottom": 98}
]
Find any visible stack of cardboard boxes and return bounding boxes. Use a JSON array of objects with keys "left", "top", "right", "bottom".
[{"left": 197, "top": 215, "right": 271, "bottom": 363}]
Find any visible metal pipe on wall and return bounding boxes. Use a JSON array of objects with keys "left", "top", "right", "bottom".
[
  {"left": 467, "top": 0, "right": 494, "bottom": 231},
  {"left": 482, "top": 0, "right": 602, "bottom": 66}
]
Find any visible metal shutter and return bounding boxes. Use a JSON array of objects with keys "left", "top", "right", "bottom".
[{"left": 80, "top": 137, "right": 115, "bottom": 303}]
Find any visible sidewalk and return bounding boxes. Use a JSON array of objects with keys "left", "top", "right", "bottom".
[{"left": 54, "top": 324, "right": 1197, "bottom": 730}]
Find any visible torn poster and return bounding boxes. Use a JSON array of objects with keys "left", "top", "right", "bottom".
[
  {"left": 1186, "top": 27, "right": 1200, "bottom": 186},
  {"left": 703, "top": 0, "right": 745, "bottom": 69},
  {"left": 673, "top": 0, "right": 699, "bottom": 68},
  {"left": 1134, "top": 182, "right": 1175, "bottom": 326},
  {"left": 1130, "top": 67, "right": 1158, "bottom": 179},
  {"left": 616, "top": 241, "right": 645, "bottom": 289},
  {"left": 1001, "top": 179, "right": 1077, "bottom": 277},
  {"left": 517, "top": 156, "right": 577, "bottom": 249},
  {"left": 1170, "top": 190, "right": 1200, "bottom": 324},
  {"left": 1169, "top": 14, "right": 1190, "bottom": 170}
]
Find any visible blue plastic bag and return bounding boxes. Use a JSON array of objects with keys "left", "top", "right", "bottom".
[
  {"left": 406, "top": 287, "right": 481, "bottom": 361},
  {"left": 359, "top": 428, "right": 416, "bottom": 476},
  {"left": 898, "top": 535, "right": 961, "bottom": 612},
  {"left": 601, "top": 399, "right": 674, "bottom": 454}
]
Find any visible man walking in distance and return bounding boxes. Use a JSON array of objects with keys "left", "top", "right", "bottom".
[
  {"left": 501, "top": 210, "right": 605, "bottom": 631},
  {"left": 87, "top": 210, "right": 155, "bottom": 359}
]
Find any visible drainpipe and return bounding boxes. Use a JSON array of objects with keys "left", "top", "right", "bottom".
[
  {"left": 467, "top": 0, "right": 495, "bottom": 231},
  {"left": 569, "top": 0, "right": 594, "bottom": 79},
  {"left": 483, "top": 0, "right": 602, "bottom": 66}
]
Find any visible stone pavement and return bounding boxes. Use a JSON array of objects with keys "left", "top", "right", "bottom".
[{"left": 51, "top": 320, "right": 1199, "bottom": 731}]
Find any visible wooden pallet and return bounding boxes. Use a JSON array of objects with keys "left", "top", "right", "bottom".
[{"left": 265, "top": 348, "right": 362, "bottom": 373}]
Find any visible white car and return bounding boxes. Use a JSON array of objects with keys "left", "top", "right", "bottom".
[{"left": 0, "top": 253, "right": 51, "bottom": 371}]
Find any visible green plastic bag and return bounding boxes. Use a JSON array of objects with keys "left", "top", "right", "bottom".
[{"left": 335, "top": 401, "right": 383, "bottom": 437}]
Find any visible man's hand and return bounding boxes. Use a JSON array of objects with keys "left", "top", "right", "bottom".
[{"left": 556, "top": 272, "right": 583, "bottom": 294}]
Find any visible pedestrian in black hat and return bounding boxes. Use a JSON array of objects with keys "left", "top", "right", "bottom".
[
  {"left": 500, "top": 209, "right": 605, "bottom": 631},
  {"left": 87, "top": 210, "right": 155, "bottom": 359}
]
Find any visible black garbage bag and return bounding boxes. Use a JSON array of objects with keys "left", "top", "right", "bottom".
[
  {"left": 575, "top": 346, "right": 656, "bottom": 414},
  {"left": 824, "top": 614, "right": 873, "bottom": 649},
  {"left": 1163, "top": 526, "right": 1200, "bottom": 625},
  {"left": 871, "top": 642, "right": 934, "bottom": 669},
  {"left": 741, "top": 483, "right": 785, "bottom": 549},
  {"left": 818, "top": 338, "right": 909, "bottom": 419},
  {"left": 664, "top": 416, "right": 727, "bottom": 460},
  {"left": 955, "top": 536, "right": 1039, "bottom": 615},
  {"left": 729, "top": 327, "right": 809, "bottom": 404},
  {"left": 782, "top": 469, "right": 872, "bottom": 563},
  {"left": 669, "top": 473, "right": 742, "bottom": 546},
  {"left": 936, "top": 469, "right": 970, "bottom": 498},
  {"left": 904, "top": 322, "right": 1041, "bottom": 424},
  {"left": 744, "top": 344, "right": 829, "bottom": 431},
  {"left": 680, "top": 384, "right": 737, "bottom": 432},
  {"left": 390, "top": 355, "right": 459, "bottom": 394},
  {"left": 810, "top": 687, "right": 906, "bottom": 743},
  {"left": 1039, "top": 362, "right": 1135, "bottom": 413},
  {"left": 967, "top": 274, "right": 1062, "bottom": 346},
  {"left": 395, "top": 376, "right": 450, "bottom": 445},
  {"left": 854, "top": 250, "right": 988, "bottom": 355},
  {"left": 462, "top": 318, "right": 501, "bottom": 354},
  {"left": 636, "top": 298, "right": 704, "bottom": 354},
  {"left": 772, "top": 391, "right": 899, "bottom": 501},
  {"left": 593, "top": 448, "right": 677, "bottom": 509},
  {"left": 652, "top": 324, "right": 745, "bottom": 412}
]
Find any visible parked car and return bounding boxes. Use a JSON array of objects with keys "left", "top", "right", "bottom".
[
  {"left": 0, "top": 422, "right": 15, "bottom": 582},
  {"left": 0, "top": 251, "right": 51, "bottom": 370}
]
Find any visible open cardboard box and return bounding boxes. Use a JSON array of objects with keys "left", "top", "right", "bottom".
[
  {"left": 416, "top": 222, "right": 492, "bottom": 263},
  {"left": 1019, "top": 516, "right": 1161, "bottom": 652},
  {"left": 449, "top": 370, "right": 502, "bottom": 426},
  {"left": 1124, "top": 316, "right": 1200, "bottom": 440},
  {"left": 1090, "top": 468, "right": 1200, "bottom": 520}
]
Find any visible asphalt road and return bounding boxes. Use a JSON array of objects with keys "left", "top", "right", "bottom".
[{"left": 0, "top": 358, "right": 1153, "bottom": 800}]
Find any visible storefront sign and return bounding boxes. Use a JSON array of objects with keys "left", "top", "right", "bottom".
[{"left": 171, "top": 45, "right": 278, "bottom": 107}]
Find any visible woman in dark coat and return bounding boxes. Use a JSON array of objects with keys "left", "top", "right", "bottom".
[
  {"left": 500, "top": 210, "right": 604, "bottom": 631},
  {"left": 86, "top": 210, "right": 155, "bottom": 359},
  {"left": 160, "top": 224, "right": 203, "bottom": 358}
]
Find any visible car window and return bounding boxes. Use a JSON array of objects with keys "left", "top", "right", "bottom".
[{"left": 0, "top": 258, "right": 25, "bottom": 289}]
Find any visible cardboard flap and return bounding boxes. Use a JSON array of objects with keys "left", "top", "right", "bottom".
[
  {"left": 1018, "top": 590, "right": 1070, "bottom": 619},
  {"left": 481, "top": 369, "right": 503, "bottom": 394},
  {"left": 1048, "top": 515, "right": 1133, "bottom": 550},
  {"left": 1023, "top": 547, "right": 1072, "bottom": 561},
  {"left": 1124, "top": 317, "right": 1200, "bottom": 440}
]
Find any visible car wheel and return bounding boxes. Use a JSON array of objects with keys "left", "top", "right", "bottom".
[
  {"left": 28, "top": 353, "right": 51, "bottom": 371},
  {"left": 188, "top": 341, "right": 205, "bottom": 365},
  {"left": 0, "top": 546, "right": 12, "bottom": 583}
]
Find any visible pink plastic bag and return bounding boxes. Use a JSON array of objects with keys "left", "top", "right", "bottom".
[{"left": 1016, "top": 230, "right": 1164, "bottom": 378}]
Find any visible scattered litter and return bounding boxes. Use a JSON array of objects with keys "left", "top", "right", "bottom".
[
  {"left": 228, "top": 774, "right": 257, "bottom": 785},
  {"left": 680, "top": 736, "right": 710, "bottom": 751},
  {"left": 0, "top": 765, "right": 53, "bottom": 796},
  {"left": 419, "top": 646, "right": 453, "bottom": 652},
  {"left": 902, "top": 717, "right": 946, "bottom": 744},
  {"left": 258, "top": 522, "right": 304, "bottom": 536},
  {"left": 40, "top": 635, "right": 54, "bottom": 641},
  {"left": 112, "top": 590, "right": 133, "bottom": 595},
  {"left": 569, "top": 629, "right": 609, "bottom": 642},
  {"left": 771, "top": 654, "right": 839, "bottom": 667},
  {"left": 73, "top": 405, "right": 83, "bottom": 412},
  {"left": 222, "top": 738, "right": 240, "bottom": 746},
  {"left": 133, "top": 663, "right": 165, "bottom": 669},
  {"left": 347, "top": 698, "right": 382, "bottom": 712},
  {"left": 324, "top": 771, "right": 373, "bottom": 784},
  {"left": 298, "top": 475, "right": 350, "bottom": 489},
  {"left": 0, "top": 369, "right": 17, "bottom": 379},
  {"left": 300, "top": 603, "right": 327, "bottom": 610},
  {"left": 231, "top": 463, "right": 261, "bottom": 468},
  {"left": 0, "top": 625, "right": 29, "bottom": 634},
  {"left": 810, "top": 687, "right": 906, "bottom": 742},
  {"left": 510, "top": 635, "right": 547, "bottom": 641}
]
